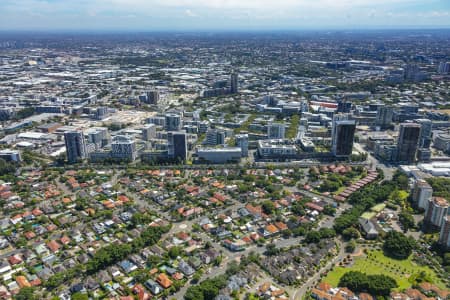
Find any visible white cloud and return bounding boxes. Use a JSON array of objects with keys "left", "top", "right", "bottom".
[
  {"left": 106, "top": 0, "right": 419, "bottom": 9},
  {"left": 184, "top": 9, "right": 198, "bottom": 17}
]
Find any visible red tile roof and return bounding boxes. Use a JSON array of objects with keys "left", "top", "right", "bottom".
[
  {"left": 274, "top": 222, "right": 288, "bottom": 231},
  {"left": 156, "top": 273, "right": 172, "bottom": 289},
  {"left": 60, "top": 236, "right": 71, "bottom": 245},
  {"left": 8, "top": 255, "right": 23, "bottom": 265},
  {"left": 16, "top": 276, "right": 31, "bottom": 288},
  {"left": 47, "top": 240, "right": 61, "bottom": 253},
  {"left": 266, "top": 224, "right": 279, "bottom": 234}
]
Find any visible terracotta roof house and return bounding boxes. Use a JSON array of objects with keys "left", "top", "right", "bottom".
[
  {"left": 156, "top": 273, "right": 172, "bottom": 289},
  {"left": 317, "top": 282, "right": 332, "bottom": 292},
  {"left": 274, "top": 222, "right": 288, "bottom": 231},
  {"left": 405, "top": 288, "right": 433, "bottom": 300},
  {"left": 306, "top": 202, "right": 324, "bottom": 212},
  {"left": 32, "top": 208, "right": 43, "bottom": 216},
  {"left": 47, "top": 240, "right": 61, "bottom": 253},
  {"left": 311, "top": 288, "right": 332, "bottom": 300},
  {"left": 16, "top": 276, "right": 31, "bottom": 288},
  {"left": 172, "top": 272, "right": 184, "bottom": 281},
  {"left": 266, "top": 224, "right": 280, "bottom": 235},
  {"left": 24, "top": 231, "right": 36, "bottom": 240},
  {"left": 390, "top": 292, "right": 411, "bottom": 300},
  {"left": 359, "top": 293, "right": 373, "bottom": 300},
  {"left": 30, "top": 278, "right": 42, "bottom": 286},
  {"left": 8, "top": 254, "right": 23, "bottom": 265},
  {"left": 419, "top": 282, "right": 450, "bottom": 299},
  {"left": 60, "top": 236, "right": 71, "bottom": 245}
]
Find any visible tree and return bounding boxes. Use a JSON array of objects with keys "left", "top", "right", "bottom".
[
  {"left": 334, "top": 213, "right": 359, "bottom": 234},
  {"left": 184, "top": 287, "right": 204, "bottom": 300},
  {"left": 339, "top": 271, "right": 369, "bottom": 292},
  {"left": 319, "top": 228, "right": 336, "bottom": 239},
  {"left": 389, "top": 190, "right": 409, "bottom": 206},
  {"left": 383, "top": 231, "right": 415, "bottom": 259},
  {"left": 286, "top": 115, "right": 300, "bottom": 139},
  {"left": 345, "top": 240, "right": 356, "bottom": 253},
  {"left": 184, "top": 275, "right": 227, "bottom": 300},
  {"left": 192, "top": 223, "right": 201, "bottom": 232},
  {"left": 410, "top": 271, "right": 434, "bottom": 286},
  {"left": 282, "top": 229, "right": 292, "bottom": 238},
  {"left": 168, "top": 246, "right": 182, "bottom": 259},
  {"left": 291, "top": 202, "right": 305, "bottom": 216},
  {"left": 213, "top": 256, "right": 222, "bottom": 266},
  {"left": 71, "top": 293, "right": 88, "bottom": 300},
  {"left": 305, "top": 231, "right": 321, "bottom": 243},
  {"left": 426, "top": 177, "right": 450, "bottom": 199},
  {"left": 323, "top": 205, "right": 336, "bottom": 216},
  {"left": 44, "top": 272, "right": 66, "bottom": 289},
  {"left": 318, "top": 180, "right": 341, "bottom": 193},
  {"left": 262, "top": 200, "right": 276, "bottom": 215},
  {"left": 265, "top": 243, "right": 280, "bottom": 256},
  {"left": 131, "top": 212, "right": 152, "bottom": 227},
  {"left": 339, "top": 271, "right": 397, "bottom": 296},
  {"left": 0, "top": 158, "right": 15, "bottom": 176},
  {"left": 392, "top": 171, "right": 409, "bottom": 190},
  {"left": 444, "top": 253, "right": 450, "bottom": 266},
  {"left": 15, "top": 287, "right": 37, "bottom": 300},
  {"left": 225, "top": 261, "right": 240, "bottom": 276},
  {"left": 367, "top": 274, "right": 397, "bottom": 296},
  {"left": 398, "top": 211, "right": 415, "bottom": 232},
  {"left": 342, "top": 227, "right": 360, "bottom": 240},
  {"left": 192, "top": 272, "right": 202, "bottom": 284}
]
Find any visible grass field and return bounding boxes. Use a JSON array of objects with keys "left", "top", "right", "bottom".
[
  {"left": 371, "top": 203, "right": 386, "bottom": 213},
  {"left": 323, "top": 250, "right": 446, "bottom": 291},
  {"left": 360, "top": 212, "right": 376, "bottom": 220}
]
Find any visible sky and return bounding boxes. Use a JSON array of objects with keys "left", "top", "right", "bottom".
[{"left": 1, "top": 0, "right": 450, "bottom": 31}]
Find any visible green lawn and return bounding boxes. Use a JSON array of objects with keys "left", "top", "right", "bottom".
[
  {"left": 333, "top": 185, "right": 347, "bottom": 196},
  {"left": 360, "top": 212, "right": 376, "bottom": 220},
  {"left": 323, "top": 250, "right": 446, "bottom": 291},
  {"left": 371, "top": 203, "right": 386, "bottom": 213}
]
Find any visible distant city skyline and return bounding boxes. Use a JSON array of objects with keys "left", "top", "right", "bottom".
[{"left": 1, "top": 0, "right": 450, "bottom": 31}]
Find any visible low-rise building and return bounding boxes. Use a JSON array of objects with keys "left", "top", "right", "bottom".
[{"left": 196, "top": 147, "right": 242, "bottom": 164}]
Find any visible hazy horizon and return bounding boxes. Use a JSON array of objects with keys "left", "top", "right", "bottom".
[{"left": 1, "top": 0, "right": 450, "bottom": 31}]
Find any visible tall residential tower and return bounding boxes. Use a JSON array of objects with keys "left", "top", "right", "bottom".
[
  {"left": 397, "top": 123, "right": 421, "bottom": 164},
  {"left": 331, "top": 114, "right": 356, "bottom": 158},
  {"left": 64, "top": 130, "right": 87, "bottom": 163}
]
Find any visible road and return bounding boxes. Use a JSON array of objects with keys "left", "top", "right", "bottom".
[
  {"left": 72, "top": 160, "right": 368, "bottom": 172},
  {"left": 354, "top": 142, "right": 395, "bottom": 180}
]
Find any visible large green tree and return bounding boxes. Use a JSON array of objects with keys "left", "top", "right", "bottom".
[
  {"left": 398, "top": 211, "right": 415, "bottom": 232},
  {"left": 261, "top": 200, "right": 276, "bottom": 215},
  {"left": 305, "top": 231, "right": 321, "bottom": 243},
  {"left": 339, "top": 271, "right": 397, "bottom": 296},
  {"left": 15, "top": 287, "right": 37, "bottom": 300},
  {"left": 184, "top": 275, "right": 227, "bottom": 300},
  {"left": 71, "top": 293, "right": 88, "bottom": 300},
  {"left": 383, "top": 231, "right": 415, "bottom": 259},
  {"left": 342, "top": 227, "right": 360, "bottom": 240},
  {"left": 339, "top": 271, "right": 369, "bottom": 292}
]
